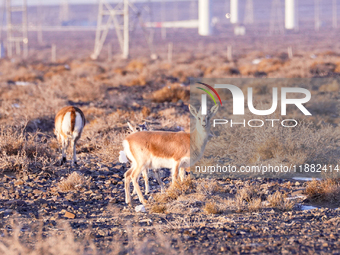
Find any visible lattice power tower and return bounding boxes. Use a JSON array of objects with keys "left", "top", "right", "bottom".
[
  {"left": 91, "top": 0, "right": 130, "bottom": 59},
  {"left": 6, "top": 0, "right": 28, "bottom": 58},
  {"left": 91, "top": 0, "right": 155, "bottom": 60}
]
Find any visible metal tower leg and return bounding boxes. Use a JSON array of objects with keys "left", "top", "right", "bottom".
[{"left": 6, "top": 0, "right": 28, "bottom": 58}]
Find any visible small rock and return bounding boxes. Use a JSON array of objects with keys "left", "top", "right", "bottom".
[
  {"left": 135, "top": 205, "right": 146, "bottom": 213},
  {"left": 64, "top": 211, "right": 75, "bottom": 219}
]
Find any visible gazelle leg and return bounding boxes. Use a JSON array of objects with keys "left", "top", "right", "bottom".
[
  {"left": 61, "top": 136, "right": 68, "bottom": 165},
  {"left": 143, "top": 169, "right": 150, "bottom": 195},
  {"left": 154, "top": 170, "right": 165, "bottom": 193},
  {"left": 124, "top": 168, "right": 134, "bottom": 205},
  {"left": 71, "top": 139, "right": 77, "bottom": 166},
  {"left": 179, "top": 167, "right": 186, "bottom": 182},
  {"left": 132, "top": 169, "right": 143, "bottom": 195},
  {"left": 131, "top": 166, "right": 147, "bottom": 205},
  {"left": 171, "top": 162, "right": 180, "bottom": 185}
]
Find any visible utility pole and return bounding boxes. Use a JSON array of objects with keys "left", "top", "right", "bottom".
[
  {"left": 244, "top": 0, "right": 254, "bottom": 24},
  {"left": 333, "top": 0, "right": 337, "bottom": 29},
  {"left": 59, "top": 0, "right": 69, "bottom": 24},
  {"left": 6, "top": 0, "right": 28, "bottom": 58},
  {"left": 315, "top": 0, "right": 320, "bottom": 31},
  {"left": 37, "top": 0, "right": 43, "bottom": 44},
  {"left": 269, "top": 0, "right": 284, "bottom": 34},
  {"left": 123, "top": 0, "right": 129, "bottom": 59}
]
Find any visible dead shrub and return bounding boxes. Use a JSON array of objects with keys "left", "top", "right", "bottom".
[
  {"left": 305, "top": 178, "right": 340, "bottom": 204},
  {"left": 239, "top": 64, "right": 257, "bottom": 76},
  {"left": 127, "top": 75, "right": 147, "bottom": 86},
  {"left": 203, "top": 201, "right": 222, "bottom": 214},
  {"left": 68, "top": 78, "right": 103, "bottom": 102},
  {"left": 114, "top": 67, "right": 127, "bottom": 75},
  {"left": 43, "top": 65, "right": 70, "bottom": 79},
  {"left": 141, "top": 106, "right": 151, "bottom": 118},
  {"left": 154, "top": 177, "right": 194, "bottom": 203},
  {"left": 235, "top": 185, "right": 259, "bottom": 203},
  {"left": 310, "top": 62, "right": 336, "bottom": 75},
  {"left": 248, "top": 198, "right": 262, "bottom": 212},
  {"left": 148, "top": 84, "right": 189, "bottom": 103},
  {"left": 126, "top": 60, "right": 145, "bottom": 72},
  {"left": 196, "top": 179, "right": 221, "bottom": 196},
  {"left": 255, "top": 137, "right": 284, "bottom": 161},
  {"left": 58, "top": 172, "right": 86, "bottom": 192},
  {"left": 257, "top": 58, "right": 284, "bottom": 73},
  {"left": 0, "top": 126, "right": 56, "bottom": 173},
  {"left": 319, "top": 80, "right": 339, "bottom": 92},
  {"left": 335, "top": 62, "right": 340, "bottom": 73},
  {"left": 267, "top": 191, "right": 294, "bottom": 211},
  {"left": 150, "top": 204, "right": 167, "bottom": 214}
]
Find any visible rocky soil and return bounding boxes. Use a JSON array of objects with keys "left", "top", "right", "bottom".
[{"left": 0, "top": 153, "right": 339, "bottom": 254}]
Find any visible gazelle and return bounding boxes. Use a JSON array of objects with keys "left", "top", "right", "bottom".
[
  {"left": 54, "top": 106, "right": 86, "bottom": 166},
  {"left": 123, "top": 104, "right": 219, "bottom": 205},
  {"left": 119, "top": 122, "right": 165, "bottom": 195}
]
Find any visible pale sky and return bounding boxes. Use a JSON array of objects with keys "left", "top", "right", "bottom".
[
  {"left": 26, "top": 0, "right": 159, "bottom": 5},
  {"left": 28, "top": 0, "right": 98, "bottom": 5}
]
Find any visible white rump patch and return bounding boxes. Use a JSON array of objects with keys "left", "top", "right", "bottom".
[
  {"left": 61, "top": 112, "right": 72, "bottom": 137},
  {"left": 119, "top": 151, "right": 128, "bottom": 163},
  {"left": 73, "top": 112, "right": 84, "bottom": 138}
]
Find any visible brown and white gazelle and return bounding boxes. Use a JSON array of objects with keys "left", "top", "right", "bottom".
[
  {"left": 54, "top": 106, "right": 86, "bottom": 166},
  {"left": 123, "top": 104, "right": 219, "bottom": 205},
  {"left": 120, "top": 122, "right": 165, "bottom": 195}
]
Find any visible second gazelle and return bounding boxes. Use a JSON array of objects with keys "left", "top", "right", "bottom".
[{"left": 123, "top": 104, "right": 219, "bottom": 205}]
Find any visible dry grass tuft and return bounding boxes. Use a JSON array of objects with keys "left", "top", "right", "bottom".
[
  {"left": 126, "top": 60, "right": 145, "bottom": 72},
  {"left": 248, "top": 198, "right": 262, "bottom": 212},
  {"left": 257, "top": 58, "right": 284, "bottom": 73},
  {"left": 196, "top": 179, "right": 222, "bottom": 196},
  {"left": 150, "top": 203, "right": 167, "bottom": 214},
  {"left": 127, "top": 75, "right": 147, "bottom": 86},
  {"left": 319, "top": 80, "right": 339, "bottom": 92},
  {"left": 0, "top": 126, "right": 57, "bottom": 173},
  {"left": 154, "top": 177, "right": 194, "bottom": 203},
  {"left": 267, "top": 191, "right": 294, "bottom": 211},
  {"left": 203, "top": 201, "right": 222, "bottom": 214},
  {"left": 141, "top": 106, "right": 151, "bottom": 118},
  {"left": 305, "top": 178, "right": 340, "bottom": 204},
  {"left": 255, "top": 137, "right": 283, "bottom": 161},
  {"left": 148, "top": 84, "right": 189, "bottom": 103},
  {"left": 58, "top": 172, "right": 86, "bottom": 192}
]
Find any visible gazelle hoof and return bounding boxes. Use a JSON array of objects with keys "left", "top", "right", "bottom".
[{"left": 60, "top": 157, "right": 66, "bottom": 166}]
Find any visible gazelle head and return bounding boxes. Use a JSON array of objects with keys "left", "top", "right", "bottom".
[
  {"left": 189, "top": 104, "right": 219, "bottom": 133},
  {"left": 127, "top": 122, "right": 149, "bottom": 134}
]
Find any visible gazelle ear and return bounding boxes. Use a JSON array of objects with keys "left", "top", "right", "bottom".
[
  {"left": 127, "top": 122, "right": 135, "bottom": 132},
  {"left": 189, "top": 104, "right": 198, "bottom": 118},
  {"left": 144, "top": 122, "right": 149, "bottom": 130},
  {"left": 209, "top": 104, "right": 219, "bottom": 117}
]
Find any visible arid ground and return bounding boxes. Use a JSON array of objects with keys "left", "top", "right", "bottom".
[{"left": 1, "top": 2, "right": 340, "bottom": 252}]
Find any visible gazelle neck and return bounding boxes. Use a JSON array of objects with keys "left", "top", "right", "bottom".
[{"left": 190, "top": 126, "right": 210, "bottom": 164}]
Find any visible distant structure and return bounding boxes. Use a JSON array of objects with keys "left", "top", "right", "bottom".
[
  {"left": 198, "top": 0, "right": 211, "bottom": 35},
  {"left": 91, "top": 0, "right": 154, "bottom": 59},
  {"left": 230, "top": 0, "right": 238, "bottom": 24},
  {"left": 59, "top": 0, "right": 69, "bottom": 24},
  {"left": 285, "top": 0, "right": 295, "bottom": 29},
  {"left": 333, "top": 0, "right": 338, "bottom": 28},
  {"left": 269, "top": 0, "right": 284, "bottom": 34},
  {"left": 91, "top": 0, "right": 130, "bottom": 59},
  {"left": 315, "top": 0, "right": 320, "bottom": 31},
  {"left": 244, "top": 0, "right": 254, "bottom": 24},
  {"left": 5, "top": 0, "right": 28, "bottom": 58}
]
